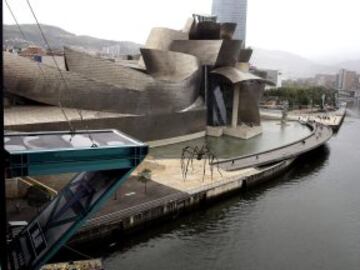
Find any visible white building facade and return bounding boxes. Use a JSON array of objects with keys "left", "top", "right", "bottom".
[{"left": 264, "top": 69, "right": 282, "bottom": 90}]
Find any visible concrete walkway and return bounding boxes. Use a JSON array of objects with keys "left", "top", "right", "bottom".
[
  {"left": 260, "top": 107, "right": 346, "bottom": 130},
  {"left": 296, "top": 107, "right": 346, "bottom": 130},
  {"left": 214, "top": 123, "right": 332, "bottom": 171}
]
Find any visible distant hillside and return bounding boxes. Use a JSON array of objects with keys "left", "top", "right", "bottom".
[
  {"left": 5, "top": 24, "right": 357, "bottom": 78},
  {"left": 3, "top": 24, "right": 142, "bottom": 55},
  {"left": 251, "top": 48, "right": 338, "bottom": 79}
]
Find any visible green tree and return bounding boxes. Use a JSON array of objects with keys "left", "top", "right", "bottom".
[
  {"left": 264, "top": 86, "right": 336, "bottom": 109},
  {"left": 138, "top": 168, "right": 152, "bottom": 194}
]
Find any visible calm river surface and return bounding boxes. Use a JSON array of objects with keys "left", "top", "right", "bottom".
[{"left": 92, "top": 102, "right": 360, "bottom": 270}]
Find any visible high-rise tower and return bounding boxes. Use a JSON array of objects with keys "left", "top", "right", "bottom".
[{"left": 212, "top": 0, "right": 248, "bottom": 44}]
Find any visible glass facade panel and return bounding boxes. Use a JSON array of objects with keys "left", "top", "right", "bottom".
[{"left": 212, "top": 0, "right": 248, "bottom": 43}]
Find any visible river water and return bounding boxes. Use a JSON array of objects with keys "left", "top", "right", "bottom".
[{"left": 92, "top": 102, "right": 360, "bottom": 270}]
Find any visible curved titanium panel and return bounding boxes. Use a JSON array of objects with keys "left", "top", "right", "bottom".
[
  {"left": 170, "top": 40, "right": 223, "bottom": 66},
  {"left": 139, "top": 27, "right": 189, "bottom": 67},
  {"left": 64, "top": 47, "right": 153, "bottom": 90},
  {"left": 238, "top": 48, "right": 253, "bottom": 62},
  {"left": 215, "top": 40, "right": 242, "bottom": 67},
  {"left": 189, "top": 21, "right": 221, "bottom": 40},
  {"left": 170, "top": 40, "right": 242, "bottom": 67},
  {"left": 4, "top": 53, "right": 201, "bottom": 115},
  {"left": 183, "top": 17, "right": 195, "bottom": 34},
  {"left": 237, "top": 82, "right": 265, "bottom": 126},
  {"left": 144, "top": 27, "right": 188, "bottom": 51},
  {"left": 220, "top": 23, "right": 237, "bottom": 40},
  {"left": 140, "top": 48, "right": 199, "bottom": 81},
  {"left": 211, "top": 66, "right": 275, "bottom": 85}
]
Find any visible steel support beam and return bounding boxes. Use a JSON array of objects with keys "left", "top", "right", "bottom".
[{"left": 1, "top": 0, "right": 9, "bottom": 268}]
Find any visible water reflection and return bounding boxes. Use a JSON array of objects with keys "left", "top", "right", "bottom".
[
  {"left": 151, "top": 121, "right": 311, "bottom": 159},
  {"left": 240, "top": 145, "right": 330, "bottom": 201},
  {"left": 346, "top": 101, "right": 360, "bottom": 119}
]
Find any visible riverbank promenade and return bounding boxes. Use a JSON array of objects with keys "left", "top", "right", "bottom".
[
  {"left": 6, "top": 121, "right": 333, "bottom": 245},
  {"left": 261, "top": 106, "right": 346, "bottom": 130}
]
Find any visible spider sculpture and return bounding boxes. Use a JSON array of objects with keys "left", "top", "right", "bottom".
[{"left": 180, "top": 145, "right": 222, "bottom": 182}]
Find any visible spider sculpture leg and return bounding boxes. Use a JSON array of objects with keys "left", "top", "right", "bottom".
[
  {"left": 199, "top": 146, "right": 209, "bottom": 182},
  {"left": 208, "top": 151, "right": 223, "bottom": 180},
  {"left": 181, "top": 146, "right": 199, "bottom": 181},
  {"left": 208, "top": 151, "right": 218, "bottom": 181},
  {"left": 183, "top": 150, "right": 192, "bottom": 181},
  {"left": 181, "top": 147, "right": 193, "bottom": 180},
  {"left": 209, "top": 153, "right": 215, "bottom": 181},
  {"left": 191, "top": 146, "right": 201, "bottom": 172},
  {"left": 214, "top": 156, "right": 223, "bottom": 178},
  {"left": 191, "top": 146, "right": 205, "bottom": 182},
  {"left": 202, "top": 155, "right": 207, "bottom": 182},
  {"left": 202, "top": 146, "right": 213, "bottom": 182},
  {"left": 180, "top": 147, "right": 189, "bottom": 179}
]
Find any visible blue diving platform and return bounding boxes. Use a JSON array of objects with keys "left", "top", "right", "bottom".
[{"left": 4, "top": 130, "right": 148, "bottom": 270}]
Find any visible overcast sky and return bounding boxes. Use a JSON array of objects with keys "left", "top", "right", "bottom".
[{"left": 3, "top": 0, "right": 360, "bottom": 61}]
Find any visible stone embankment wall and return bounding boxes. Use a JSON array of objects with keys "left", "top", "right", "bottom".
[{"left": 72, "top": 159, "right": 293, "bottom": 244}]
